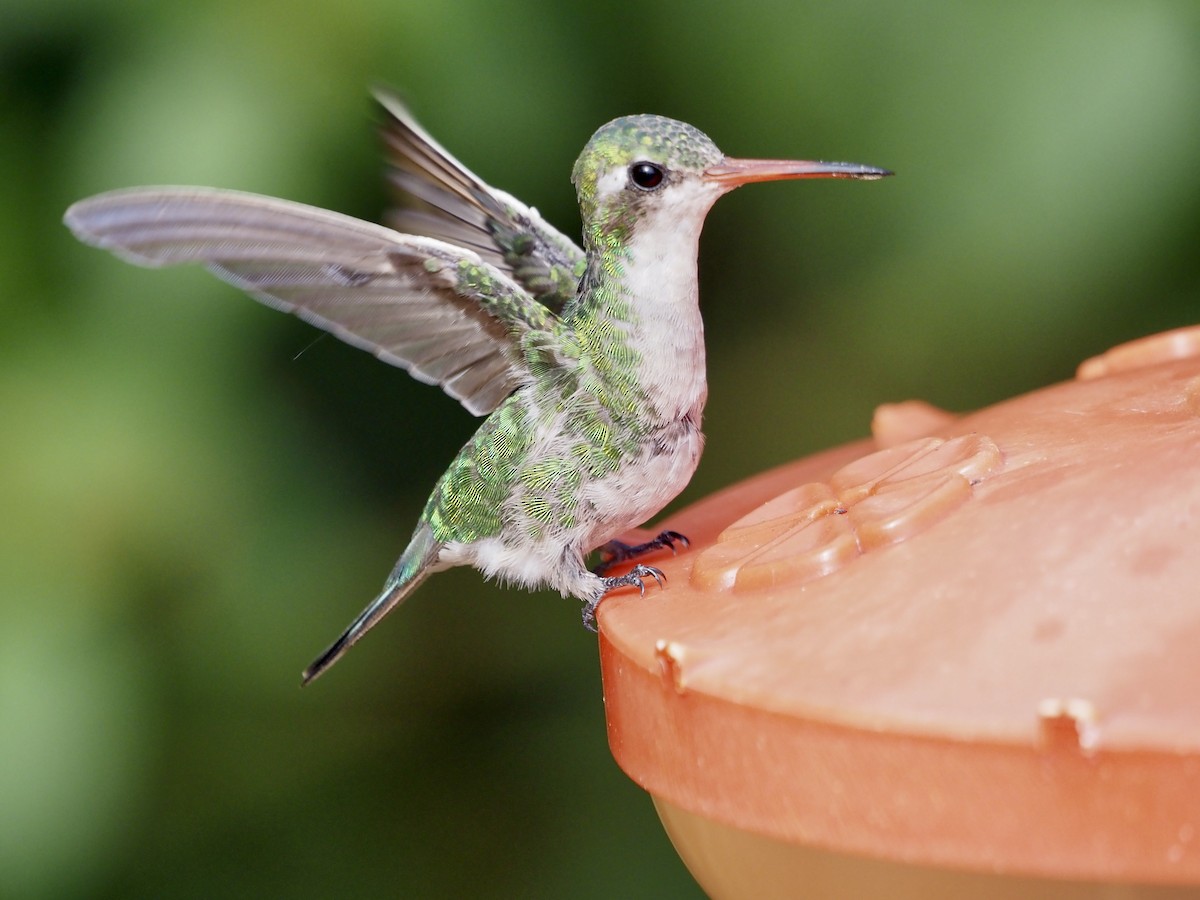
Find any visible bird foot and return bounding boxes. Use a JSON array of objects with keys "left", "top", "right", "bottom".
[
  {"left": 581, "top": 564, "right": 667, "bottom": 632},
  {"left": 592, "top": 530, "right": 690, "bottom": 576}
]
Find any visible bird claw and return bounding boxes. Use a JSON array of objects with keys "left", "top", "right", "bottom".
[
  {"left": 583, "top": 564, "right": 667, "bottom": 631},
  {"left": 635, "top": 564, "right": 667, "bottom": 593},
  {"left": 592, "top": 530, "right": 690, "bottom": 575},
  {"left": 603, "top": 563, "right": 666, "bottom": 597}
]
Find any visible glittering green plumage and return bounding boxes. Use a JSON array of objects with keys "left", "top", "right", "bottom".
[{"left": 63, "top": 89, "right": 890, "bottom": 683}]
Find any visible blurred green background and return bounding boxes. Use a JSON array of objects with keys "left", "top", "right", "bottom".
[{"left": 4, "top": 1, "right": 1199, "bottom": 896}]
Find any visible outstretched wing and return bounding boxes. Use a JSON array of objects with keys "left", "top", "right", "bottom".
[
  {"left": 377, "top": 90, "right": 585, "bottom": 315},
  {"left": 64, "top": 187, "right": 560, "bottom": 416}
]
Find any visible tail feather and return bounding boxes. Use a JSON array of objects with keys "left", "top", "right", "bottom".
[{"left": 301, "top": 524, "right": 442, "bottom": 685}]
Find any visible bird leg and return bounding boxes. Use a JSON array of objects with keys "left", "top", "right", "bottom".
[
  {"left": 581, "top": 564, "right": 666, "bottom": 631},
  {"left": 591, "top": 529, "right": 690, "bottom": 575}
]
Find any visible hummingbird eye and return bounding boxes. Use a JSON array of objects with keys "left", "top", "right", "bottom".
[{"left": 629, "top": 162, "right": 665, "bottom": 190}]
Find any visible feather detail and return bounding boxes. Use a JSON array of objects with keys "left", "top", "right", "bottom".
[
  {"left": 376, "top": 89, "right": 585, "bottom": 314},
  {"left": 64, "top": 186, "right": 560, "bottom": 416}
]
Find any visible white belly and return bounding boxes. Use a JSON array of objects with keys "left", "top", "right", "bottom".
[{"left": 579, "top": 416, "right": 705, "bottom": 549}]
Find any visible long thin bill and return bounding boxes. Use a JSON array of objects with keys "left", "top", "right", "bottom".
[{"left": 703, "top": 157, "right": 893, "bottom": 187}]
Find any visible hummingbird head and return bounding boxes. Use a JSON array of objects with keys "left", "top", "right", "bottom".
[
  {"left": 571, "top": 115, "right": 724, "bottom": 247},
  {"left": 571, "top": 115, "right": 892, "bottom": 250}
]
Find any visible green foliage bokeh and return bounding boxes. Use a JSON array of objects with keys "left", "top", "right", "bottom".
[{"left": 4, "top": 1, "right": 1199, "bottom": 897}]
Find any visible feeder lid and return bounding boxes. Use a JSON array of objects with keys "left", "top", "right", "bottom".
[{"left": 600, "top": 325, "right": 1200, "bottom": 883}]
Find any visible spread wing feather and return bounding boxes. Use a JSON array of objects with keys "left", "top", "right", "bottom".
[
  {"left": 376, "top": 90, "right": 585, "bottom": 314},
  {"left": 63, "top": 186, "right": 557, "bottom": 416}
]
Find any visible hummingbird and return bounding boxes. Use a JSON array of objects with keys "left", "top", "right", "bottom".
[{"left": 64, "top": 90, "right": 891, "bottom": 684}]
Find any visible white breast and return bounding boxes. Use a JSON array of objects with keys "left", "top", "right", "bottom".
[{"left": 619, "top": 180, "right": 722, "bottom": 423}]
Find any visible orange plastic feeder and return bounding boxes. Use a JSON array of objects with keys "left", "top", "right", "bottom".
[{"left": 598, "top": 325, "right": 1200, "bottom": 899}]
